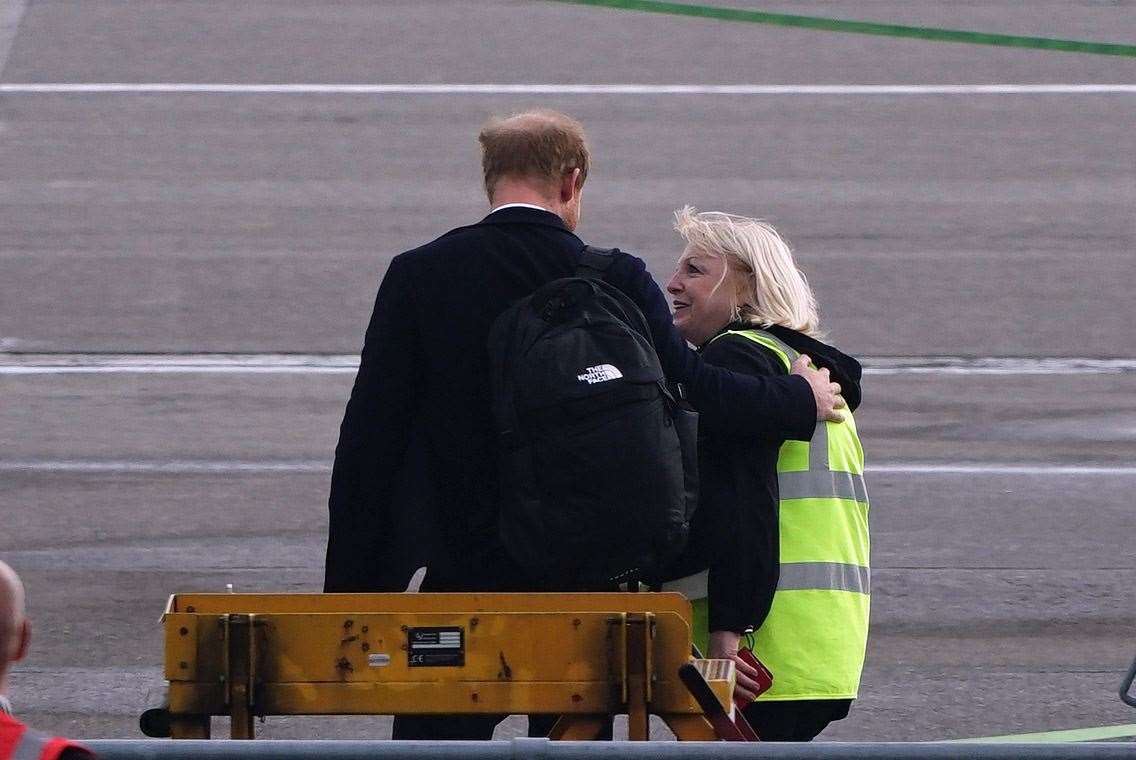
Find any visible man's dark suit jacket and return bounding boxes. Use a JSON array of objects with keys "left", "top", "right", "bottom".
[{"left": 324, "top": 206, "right": 817, "bottom": 593}]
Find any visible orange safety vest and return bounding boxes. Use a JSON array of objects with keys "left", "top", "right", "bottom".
[{"left": 0, "top": 713, "right": 91, "bottom": 760}]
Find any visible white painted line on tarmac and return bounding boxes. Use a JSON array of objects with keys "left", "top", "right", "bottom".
[
  {"left": 0, "top": 460, "right": 333, "bottom": 473},
  {"left": 1, "top": 83, "right": 1135, "bottom": 95},
  {"left": 0, "top": 365, "right": 358, "bottom": 375},
  {"left": 3, "top": 460, "right": 1134, "bottom": 475},
  {"left": 869, "top": 464, "right": 1136, "bottom": 475},
  {"left": 1, "top": 354, "right": 1132, "bottom": 375},
  {"left": 0, "top": 353, "right": 359, "bottom": 374},
  {"left": 1, "top": 368, "right": 357, "bottom": 375},
  {"left": 865, "top": 357, "right": 1136, "bottom": 375}
]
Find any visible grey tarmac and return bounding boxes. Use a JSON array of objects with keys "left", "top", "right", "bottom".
[{"left": 2, "top": 0, "right": 1135, "bottom": 744}]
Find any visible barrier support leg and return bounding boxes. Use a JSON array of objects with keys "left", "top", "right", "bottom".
[
  {"left": 224, "top": 614, "right": 256, "bottom": 740},
  {"left": 625, "top": 614, "right": 651, "bottom": 741}
]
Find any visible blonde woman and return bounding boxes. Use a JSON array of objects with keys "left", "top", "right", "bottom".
[{"left": 664, "top": 207, "right": 870, "bottom": 742}]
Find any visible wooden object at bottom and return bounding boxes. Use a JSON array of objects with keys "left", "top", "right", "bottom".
[{"left": 158, "top": 592, "right": 740, "bottom": 741}]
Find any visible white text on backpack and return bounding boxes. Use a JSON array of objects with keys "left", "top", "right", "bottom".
[{"left": 577, "top": 364, "right": 624, "bottom": 384}]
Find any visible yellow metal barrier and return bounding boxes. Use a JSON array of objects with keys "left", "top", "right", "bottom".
[{"left": 157, "top": 592, "right": 737, "bottom": 741}]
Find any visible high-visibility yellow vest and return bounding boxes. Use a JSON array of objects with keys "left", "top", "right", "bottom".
[{"left": 667, "top": 328, "right": 870, "bottom": 701}]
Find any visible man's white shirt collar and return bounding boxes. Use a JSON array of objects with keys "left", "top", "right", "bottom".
[{"left": 490, "top": 203, "right": 550, "bottom": 213}]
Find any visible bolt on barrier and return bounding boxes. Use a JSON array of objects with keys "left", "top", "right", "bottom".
[{"left": 85, "top": 739, "right": 1136, "bottom": 760}]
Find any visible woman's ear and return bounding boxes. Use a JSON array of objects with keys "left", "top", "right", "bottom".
[{"left": 733, "top": 270, "right": 757, "bottom": 319}]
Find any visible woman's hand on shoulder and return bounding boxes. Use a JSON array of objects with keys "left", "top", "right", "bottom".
[{"left": 791, "top": 354, "right": 846, "bottom": 422}]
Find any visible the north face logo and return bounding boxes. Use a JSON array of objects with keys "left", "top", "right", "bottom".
[{"left": 577, "top": 364, "right": 624, "bottom": 384}]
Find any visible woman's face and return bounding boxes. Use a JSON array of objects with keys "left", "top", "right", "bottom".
[{"left": 666, "top": 244, "right": 737, "bottom": 347}]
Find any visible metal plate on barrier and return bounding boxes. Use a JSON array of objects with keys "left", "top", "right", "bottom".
[{"left": 407, "top": 626, "right": 464, "bottom": 666}]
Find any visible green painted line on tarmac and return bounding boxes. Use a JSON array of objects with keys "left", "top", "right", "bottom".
[
  {"left": 548, "top": 0, "right": 1136, "bottom": 57},
  {"left": 948, "top": 724, "right": 1136, "bottom": 743}
]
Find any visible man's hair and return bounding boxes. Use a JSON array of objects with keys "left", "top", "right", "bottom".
[
  {"left": 673, "top": 206, "right": 821, "bottom": 337},
  {"left": 478, "top": 110, "right": 590, "bottom": 200}
]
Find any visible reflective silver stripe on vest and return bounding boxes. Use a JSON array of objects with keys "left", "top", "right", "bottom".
[
  {"left": 13, "top": 730, "right": 49, "bottom": 760},
  {"left": 749, "top": 330, "right": 799, "bottom": 366},
  {"left": 779, "top": 469, "right": 868, "bottom": 502},
  {"left": 810, "top": 410, "right": 829, "bottom": 469},
  {"left": 661, "top": 569, "right": 708, "bottom": 600},
  {"left": 747, "top": 329, "right": 842, "bottom": 473},
  {"left": 778, "top": 562, "right": 870, "bottom": 594}
]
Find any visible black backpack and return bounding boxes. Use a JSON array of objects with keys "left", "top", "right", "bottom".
[{"left": 488, "top": 246, "right": 698, "bottom": 586}]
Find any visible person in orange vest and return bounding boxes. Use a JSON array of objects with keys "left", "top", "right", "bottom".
[{"left": 0, "top": 561, "right": 92, "bottom": 760}]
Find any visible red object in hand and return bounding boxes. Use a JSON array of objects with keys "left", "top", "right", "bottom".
[{"left": 734, "top": 648, "right": 774, "bottom": 711}]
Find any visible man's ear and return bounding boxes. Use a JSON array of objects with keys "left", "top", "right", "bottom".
[
  {"left": 559, "top": 168, "right": 582, "bottom": 202},
  {"left": 13, "top": 619, "right": 30, "bottom": 662}
]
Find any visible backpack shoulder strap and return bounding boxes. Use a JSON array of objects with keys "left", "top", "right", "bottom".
[{"left": 576, "top": 245, "right": 618, "bottom": 280}]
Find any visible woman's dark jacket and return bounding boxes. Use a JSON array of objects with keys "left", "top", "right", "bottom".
[{"left": 688, "top": 323, "right": 864, "bottom": 634}]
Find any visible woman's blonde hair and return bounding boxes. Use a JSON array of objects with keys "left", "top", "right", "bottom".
[{"left": 673, "top": 206, "right": 821, "bottom": 337}]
